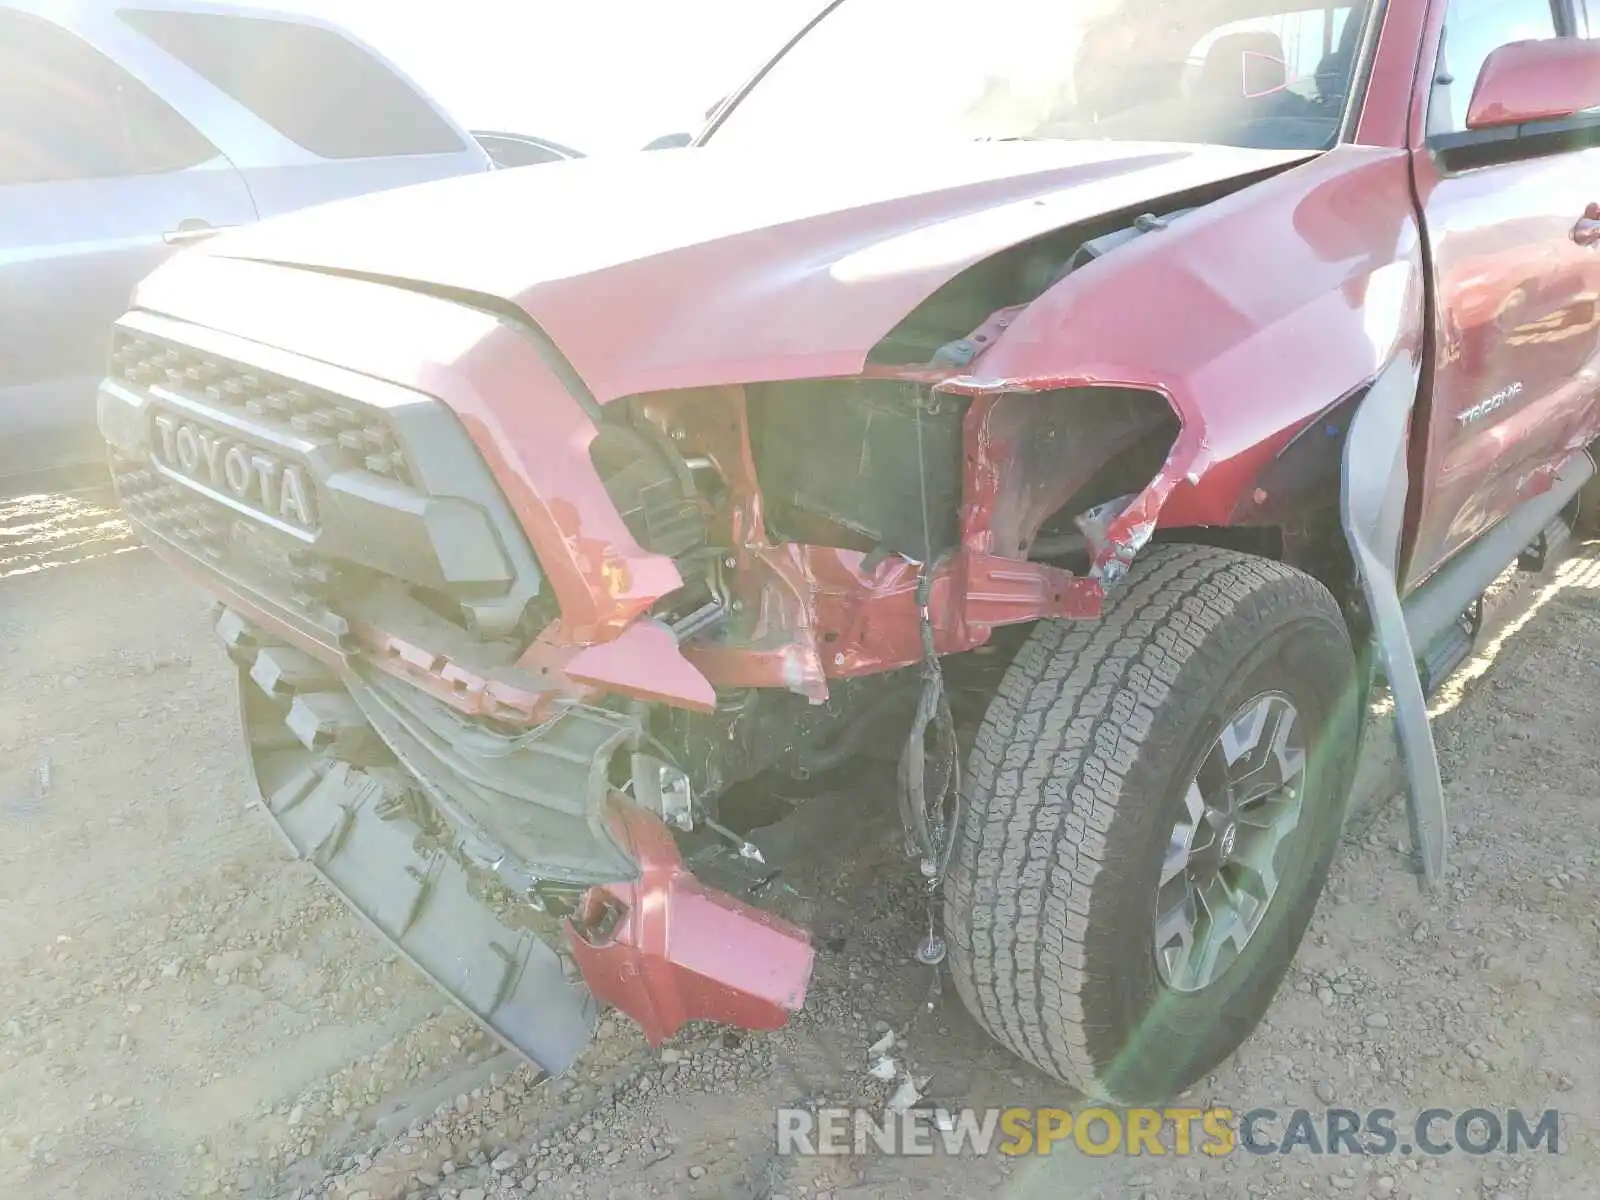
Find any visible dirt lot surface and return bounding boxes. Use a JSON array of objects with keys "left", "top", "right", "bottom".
[{"left": 2, "top": 487, "right": 1598, "bottom": 1200}]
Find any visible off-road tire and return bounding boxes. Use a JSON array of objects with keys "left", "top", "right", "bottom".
[{"left": 945, "top": 543, "right": 1359, "bottom": 1102}]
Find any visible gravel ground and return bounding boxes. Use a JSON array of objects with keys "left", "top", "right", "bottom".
[{"left": 2, "top": 489, "right": 1598, "bottom": 1199}]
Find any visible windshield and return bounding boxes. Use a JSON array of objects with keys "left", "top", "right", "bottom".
[{"left": 708, "top": 0, "right": 1373, "bottom": 152}]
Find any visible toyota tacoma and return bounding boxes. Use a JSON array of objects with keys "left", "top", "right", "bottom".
[{"left": 99, "top": 0, "right": 1600, "bottom": 1102}]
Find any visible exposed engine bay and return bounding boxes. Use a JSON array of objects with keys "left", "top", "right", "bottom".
[
  {"left": 97, "top": 182, "right": 1230, "bottom": 1074},
  {"left": 564, "top": 204, "right": 1205, "bottom": 814},
  {"left": 747, "top": 379, "right": 966, "bottom": 560}
]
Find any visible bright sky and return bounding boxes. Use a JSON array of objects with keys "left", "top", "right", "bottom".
[{"left": 262, "top": 0, "right": 820, "bottom": 153}]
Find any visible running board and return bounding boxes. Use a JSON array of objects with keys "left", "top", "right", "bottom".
[
  {"left": 1404, "top": 455, "right": 1592, "bottom": 653},
  {"left": 1415, "top": 609, "right": 1476, "bottom": 696},
  {"left": 1517, "top": 511, "right": 1575, "bottom": 574}
]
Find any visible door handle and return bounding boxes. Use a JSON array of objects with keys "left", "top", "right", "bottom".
[
  {"left": 1573, "top": 203, "right": 1600, "bottom": 247},
  {"left": 163, "top": 219, "right": 236, "bottom": 246}
]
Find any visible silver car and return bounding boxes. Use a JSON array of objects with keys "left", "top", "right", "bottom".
[{"left": 0, "top": 0, "right": 493, "bottom": 485}]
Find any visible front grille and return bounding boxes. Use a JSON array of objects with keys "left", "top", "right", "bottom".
[
  {"left": 110, "top": 332, "right": 412, "bottom": 485},
  {"left": 113, "top": 453, "right": 350, "bottom": 643},
  {"left": 104, "top": 314, "right": 548, "bottom": 642}
]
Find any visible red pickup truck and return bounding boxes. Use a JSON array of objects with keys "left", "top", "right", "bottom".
[{"left": 100, "top": 0, "right": 1600, "bottom": 1103}]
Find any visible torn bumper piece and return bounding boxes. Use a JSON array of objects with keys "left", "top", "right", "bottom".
[
  {"left": 230, "top": 613, "right": 814, "bottom": 1073},
  {"left": 567, "top": 800, "right": 815, "bottom": 1046},
  {"left": 244, "top": 707, "right": 600, "bottom": 1074}
]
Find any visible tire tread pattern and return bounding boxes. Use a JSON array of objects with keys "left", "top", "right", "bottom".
[{"left": 945, "top": 543, "right": 1341, "bottom": 1096}]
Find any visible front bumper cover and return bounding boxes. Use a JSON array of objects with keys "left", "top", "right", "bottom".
[
  {"left": 238, "top": 660, "right": 601, "bottom": 1075},
  {"left": 568, "top": 800, "right": 815, "bottom": 1046},
  {"left": 230, "top": 611, "right": 814, "bottom": 1074},
  {"left": 99, "top": 304, "right": 816, "bottom": 1070}
]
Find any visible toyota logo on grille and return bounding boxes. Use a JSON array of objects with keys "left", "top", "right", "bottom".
[{"left": 152, "top": 412, "right": 316, "bottom": 531}]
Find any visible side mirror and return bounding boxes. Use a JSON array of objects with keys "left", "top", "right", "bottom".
[
  {"left": 705, "top": 95, "right": 729, "bottom": 122},
  {"left": 1466, "top": 37, "right": 1600, "bottom": 130}
]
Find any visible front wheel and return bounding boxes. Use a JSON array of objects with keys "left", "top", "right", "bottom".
[{"left": 944, "top": 544, "right": 1359, "bottom": 1103}]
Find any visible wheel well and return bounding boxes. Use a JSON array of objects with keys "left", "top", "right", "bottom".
[
  {"left": 1152, "top": 524, "right": 1283, "bottom": 562},
  {"left": 1004, "top": 388, "right": 1180, "bottom": 563},
  {"left": 1153, "top": 517, "right": 1357, "bottom": 616},
  {"left": 975, "top": 387, "right": 1362, "bottom": 649},
  {"left": 1018, "top": 393, "right": 1358, "bottom": 620},
  {"left": 1222, "top": 390, "right": 1367, "bottom": 617}
]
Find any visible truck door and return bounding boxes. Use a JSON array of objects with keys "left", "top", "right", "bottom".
[
  {"left": 1403, "top": 0, "right": 1600, "bottom": 589},
  {"left": 0, "top": 7, "right": 257, "bottom": 479}
]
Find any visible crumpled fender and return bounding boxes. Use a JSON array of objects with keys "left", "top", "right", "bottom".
[{"left": 938, "top": 146, "right": 1428, "bottom": 574}]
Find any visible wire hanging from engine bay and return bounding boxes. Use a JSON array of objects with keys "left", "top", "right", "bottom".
[{"left": 897, "top": 387, "right": 964, "bottom": 972}]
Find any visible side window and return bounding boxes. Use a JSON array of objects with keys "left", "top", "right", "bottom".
[
  {"left": 0, "top": 10, "right": 216, "bottom": 185},
  {"left": 119, "top": 11, "right": 466, "bottom": 160},
  {"left": 1429, "top": 0, "right": 1560, "bottom": 135}
]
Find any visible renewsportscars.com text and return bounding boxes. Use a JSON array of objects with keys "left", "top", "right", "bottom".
[{"left": 776, "top": 1107, "right": 1564, "bottom": 1158}]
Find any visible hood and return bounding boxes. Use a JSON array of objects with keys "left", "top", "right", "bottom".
[{"left": 204, "top": 141, "right": 1310, "bottom": 400}]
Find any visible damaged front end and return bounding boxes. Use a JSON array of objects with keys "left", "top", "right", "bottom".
[{"left": 97, "top": 213, "right": 1195, "bottom": 1073}]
